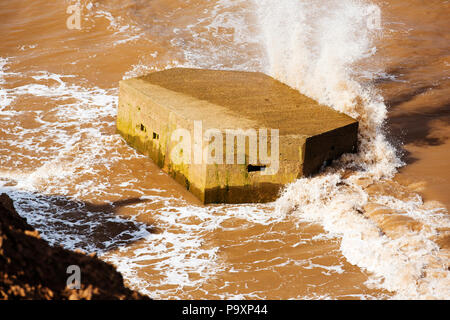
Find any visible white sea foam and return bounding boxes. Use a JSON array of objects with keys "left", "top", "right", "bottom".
[
  {"left": 0, "top": 57, "right": 19, "bottom": 117},
  {"left": 0, "top": 63, "right": 153, "bottom": 251}
]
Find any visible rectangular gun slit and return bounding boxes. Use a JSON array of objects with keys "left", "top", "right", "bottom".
[{"left": 247, "top": 165, "right": 266, "bottom": 172}]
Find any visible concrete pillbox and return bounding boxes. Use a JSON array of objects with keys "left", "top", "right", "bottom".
[{"left": 117, "top": 68, "right": 358, "bottom": 203}]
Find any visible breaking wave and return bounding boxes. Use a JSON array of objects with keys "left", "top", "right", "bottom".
[{"left": 254, "top": 0, "right": 449, "bottom": 299}]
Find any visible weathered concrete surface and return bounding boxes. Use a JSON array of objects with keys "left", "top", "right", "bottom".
[{"left": 117, "top": 68, "right": 358, "bottom": 203}]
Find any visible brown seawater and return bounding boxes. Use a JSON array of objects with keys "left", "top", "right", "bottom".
[{"left": 0, "top": 0, "right": 448, "bottom": 299}]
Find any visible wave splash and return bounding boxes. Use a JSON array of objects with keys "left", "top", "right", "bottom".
[{"left": 254, "top": 0, "right": 449, "bottom": 299}]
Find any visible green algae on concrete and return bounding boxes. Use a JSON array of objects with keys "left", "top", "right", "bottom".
[{"left": 117, "top": 68, "right": 358, "bottom": 203}]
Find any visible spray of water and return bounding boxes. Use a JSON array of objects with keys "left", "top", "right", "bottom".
[{"left": 253, "top": 0, "right": 449, "bottom": 299}]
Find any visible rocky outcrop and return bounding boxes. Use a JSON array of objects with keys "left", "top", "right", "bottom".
[{"left": 0, "top": 193, "right": 149, "bottom": 300}]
